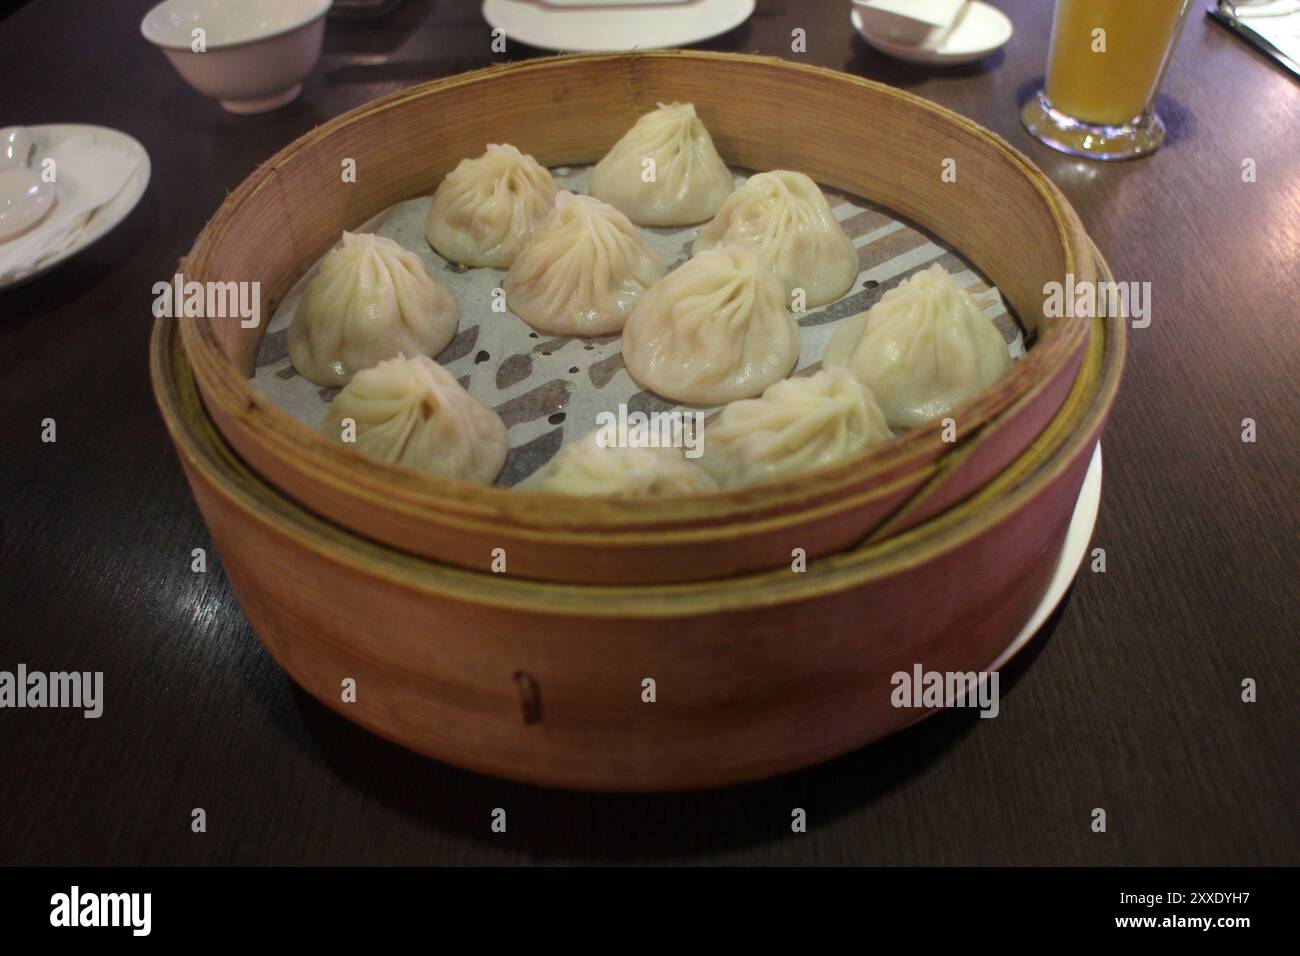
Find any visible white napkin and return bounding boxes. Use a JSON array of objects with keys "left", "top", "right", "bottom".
[{"left": 0, "top": 130, "right": 144, "bottom": 282}]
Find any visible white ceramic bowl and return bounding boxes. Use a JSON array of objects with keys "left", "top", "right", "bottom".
[
  {"left": 141, "top": 0, "right": 332, "bottom": 114},
  {"left": 851, "top": 2, "right": 1012, "bottom": 66},
  {"left": 852, "top": 0, "right": 950, "bottom": 47}
]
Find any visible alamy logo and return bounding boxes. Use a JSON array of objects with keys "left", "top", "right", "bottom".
[
  {"left": 1042, "top": 273, "right": 1151, "bottom": 329},
  {"left": 890, "top": 664, "right": 999, "bottom": 718},
  {"left": 50, "top": 886, "right": 151, "bottom": 936},
  {"left": 0, "top": 664, "right": 102, "bottom": 718},
  {"left": 595, "top": 405, "right": 705, "bottom": 459},
  {"left": 152, "top": 272, "right": 261, "bottom": 328}
]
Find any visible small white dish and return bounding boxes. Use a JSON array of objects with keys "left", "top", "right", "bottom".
[
  {"left": 991, "top": 442, "right": 1102, "bottom": 672},
  {"left": 911, "top": 441, "right": 1101, "bottom": 714},
  {"left": 141, "top": 0, "right": 332, "bottom": 114},
  {"left": 852, "top": 0, "right": 1012, "bottom": 66},
  {"left": 0, "top": 125, "right": 150, "bottom": 292},
  {"left": 0, "top": 169, "right": 55, "bottom": 243},
  {"left": 482, "top": 0, "right": 755, "bottom": 53},
  {"left": 853, "top": 0, "right": 969, "bottom": 47},
  {"left": 537, "top": 0, "right": 698, "bottom": 5}
]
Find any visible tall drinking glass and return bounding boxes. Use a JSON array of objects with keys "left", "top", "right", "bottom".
[{"left": 1022, "top": 0, "right": 1193, "bottom": 160}]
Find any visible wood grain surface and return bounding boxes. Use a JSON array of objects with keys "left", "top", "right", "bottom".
[{"left": 0, "top": 0, "right": 1296, "bottom": 864}]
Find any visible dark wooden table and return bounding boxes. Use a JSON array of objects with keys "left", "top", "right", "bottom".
[{"left": 1, "top": 0, "right": 1296, "bottom": 866}]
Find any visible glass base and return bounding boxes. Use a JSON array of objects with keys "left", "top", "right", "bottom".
[{"left": 1021, "top": 91, "right": 1165, "bottom": 161}]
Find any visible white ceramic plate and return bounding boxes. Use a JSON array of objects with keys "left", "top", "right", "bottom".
[
  {"left": 0, "top": 124, "right": 151, "bottom": 291},
  {"left": 851, "top": 1, "right": 1012, "bottom": 65},
  {"left": 912, "top": 441, "right": 1099, "bottom": 724},
  {"left": 991, "top": 441, "right": 1102, "bottom": 671},
  {"left": 482, "top": 0, "right": 755, "bottom": 53},
  {"left": 929, "top": 443, "right": 1100, "bottom": 712}
]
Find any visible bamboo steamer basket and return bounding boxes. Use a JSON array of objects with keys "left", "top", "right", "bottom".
[
  {"left": 177, "top": 51, "right": 1097, "bottom": 584},
  {"left": 152, "top": 243, "right": 1123, "bottom": 791}
]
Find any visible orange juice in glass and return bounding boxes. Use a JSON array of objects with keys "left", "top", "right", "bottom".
[{"left": 1023, "top": 0, "right": 1192, "bottom": 160}]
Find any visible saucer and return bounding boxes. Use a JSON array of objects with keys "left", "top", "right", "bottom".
[
  {"left": 482, "top": 0, "right": 755, "bottom": 52},
  {"left": 852, "top": 1, "right": 1013, "bottom": 65},
  {"left": 0, "top": 125, "right": 150, "bottom": 292}
]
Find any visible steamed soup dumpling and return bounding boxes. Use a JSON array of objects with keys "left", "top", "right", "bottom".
[
  {"left": 823, "top": 263, "right": 1012, "bottom": 430},
  {"left": 504, "top": 192, "right": 668, "bottom": 335},
  {"left": 425, "top": 143, "right": 558, "bottom": 269},
  {"left": 589, "top": 102, "right": 734, "bottom": 227},
  {"left": 525, "top": 427, "right": 717, "bottom": 498},
  {"left": 692, "top": 170, "right": 858, "bottom": 308},
  {"left": 320, "top": 354, "right": 507, "bottom": 484},
  {"left": 701, "top": 368, "right": 892, "bottom": 488},
  {"left": 289, "top": 231, "right": 459, "bottom": 388},
  {"left": 622, "top": 246, "right": 800, "bottom": 405}
]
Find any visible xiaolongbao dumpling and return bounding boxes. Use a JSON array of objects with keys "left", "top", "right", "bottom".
[
  {"left": 701, "top": 368, "right": 892, "bottom": 488},
  {"left": 320, "top": 354, "right": 507, "bottom": 484},
  {"left": 525, "top": 428, "right": 717, "bottom": 497},
  {"left": 289, "top": 231, "right": 459, "bottom": 388},
  {"left": 425, "top": 143, "right": 558, "bottom": 269},
  {"left": 823, "top": 264, "right": 1012, "bottom": 429},
  {"left": 692, "top": 170, "right": 858, "bottom": 308},
  {"left": 622, "top": 246, "right": 800, "bottom": 405},
  {"left": 589, "top": 103, "right": 734, "bottom": 227},
  {"left": 504, "top": 192, "right": 668, "bottom": 335}
]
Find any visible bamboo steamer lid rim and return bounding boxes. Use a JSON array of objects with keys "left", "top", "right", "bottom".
[{"left": 154, "top": 244, "right": 1123, "bottom": 616}]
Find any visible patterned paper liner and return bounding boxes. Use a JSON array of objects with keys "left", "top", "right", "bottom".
[{"left": 254, "top": 166, "right": 1025, "bottom": 487}]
